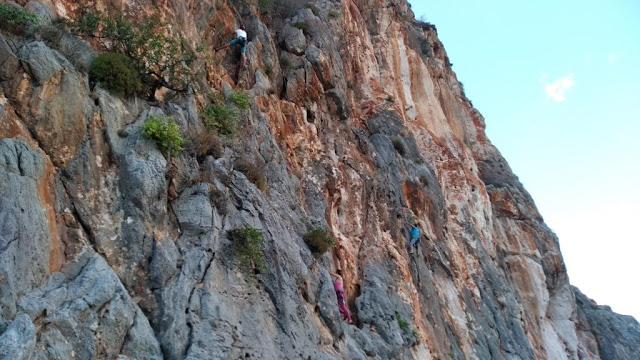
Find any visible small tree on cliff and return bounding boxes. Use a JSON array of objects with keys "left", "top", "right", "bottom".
[{"left": 68, "top": 6, "right": 202, "bottom": 98}]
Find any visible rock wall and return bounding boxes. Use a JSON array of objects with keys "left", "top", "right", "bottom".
[{"left": 1, "top": 0, "right": 639, "bottom": 359}]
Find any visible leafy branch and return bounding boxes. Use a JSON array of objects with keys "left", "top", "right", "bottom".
[{"left": 68, "top": 7, "right": 202, "bottom": 98}]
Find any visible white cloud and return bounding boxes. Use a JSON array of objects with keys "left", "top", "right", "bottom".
[{"left": 544, "top": 74, "right": 574, "bottom": 102}]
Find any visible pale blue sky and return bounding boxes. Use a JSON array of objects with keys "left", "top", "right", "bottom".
[{"left": 409, "top": 0, "right": 640, "bottom": 320}]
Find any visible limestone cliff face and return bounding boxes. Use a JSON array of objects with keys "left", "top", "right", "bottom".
[{"left": 0, "top": 0, "right": 638, "bottom": 359}]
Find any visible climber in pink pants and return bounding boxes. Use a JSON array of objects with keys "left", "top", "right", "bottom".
[{"left": 330, "top": 270, "right": 353, "bottom": 323}]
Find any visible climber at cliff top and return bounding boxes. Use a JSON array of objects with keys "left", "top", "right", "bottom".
[
  {"left": 408, "top": 222, "right": 420, "bottom": 254},
  {"left": 329, "top": 270, "right": 353, "bottom": 324},
  {"left": 215, "top": 25, "right": 248, "bottom": 68}
]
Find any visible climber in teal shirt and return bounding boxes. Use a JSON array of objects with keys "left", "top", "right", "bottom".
[{"left": 408, "top": 222, "right": 420, "bottom": 254}]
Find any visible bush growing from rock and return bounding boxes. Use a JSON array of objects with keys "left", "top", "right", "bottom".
[
  {"left": 305, "top": 3, "right": 320, "bottom": 16},
  {"left": 415, "top": 15, "right": 436, "bottom": 32},
  {"left": 328, "top": 10, "right": 341, "bottom": 19},
  {"left": 259, "top": 0, "right": 270, "bottom": 12},
  {"left": 229, "top": 226, "right": 265, "bottom": 273},
  {"left": 186, "top": 129, "right": 223, "bottom": 160},
  {"left": 396, "top": 312, "right": 409, "bottom": 331},
  {"left": 0, "top": 3, "right": 39, "bottom": 27},
  {"left": 69, "top": 7, "right": 201, "bottom": 96},
  {"left": 235, "top": 158, "right": 268, "bottom": 193},
  {"left": 260, "top": 0, "right": 304, "bottom": 18},
  {"left": 142, "top": 116, "right": 185, "bottom": 157},
  {"left": 36, "top": 23, "right": 64, "bottom": 47},
  {"left": 89, "top": 52, "right": 143, "bottom": 97},
  {"left": 293, "top": 22, "right": 308, "bottom": 31},
  {"left": 201, "top": 104, "right": 238, "bottom": 138},
  {"left": 231, "top": 92, "right": 250, "bottom": 109},
  {"left": 304, "top": 229, "right": 335, "bottom": 257},
  {"left": 208, "top": 185, "right": 227, "bottom": 214}
]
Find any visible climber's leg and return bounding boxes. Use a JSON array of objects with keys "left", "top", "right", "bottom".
[
  {"left": 408, "top": 235, "right": 418, "bottom": 253},
  {"left": 337, "top": 291, "right": 352, "bottom": 323},
  {"left": 239, "top": 41, "right": 247, "bottom": 68}
]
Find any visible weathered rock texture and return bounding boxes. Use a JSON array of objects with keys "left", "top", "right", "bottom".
[
  {"left": 573, "top": 287, "right": 640, "bottom": 360},
  {"left": 0, "top": 0, "right": 638, "bottom": 359}
]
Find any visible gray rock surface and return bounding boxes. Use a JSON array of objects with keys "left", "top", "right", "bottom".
[
  {"left": 0, "top": 34, "right": 19, "bottom": 81},
  {"left": 25, "top": 1, "right": 56, "bottom": 24},
  {"left": 356, "top": 264, "right": 415, "bottom": 358},
  {"left": 33, "top": 328, "right": 74, "bottom": 360},
  {"left": 173, "top": 182, "right": 214, "bottom": 233},
  {"left": 56, "top": 32, "right": 97, "bottom": 71},
  {"left": 11, "top": 41, "right": 92, "bottom": 167},
  {"left": 0, "top": 139, "right": 50, "bottom": 330},
  {"left": 573, "top": 286, "right": 640, "bottom": 360},
  {"left": 18, "top": 41, "right": 65, "bottom": 84},
  {"left": 0, "top": 314, "right": 36, "bottom": 360},
  {"left": 18, "top": 250, "right": 162, "bottom": 359},
  {"left": 279, "top": 24, "right": 307, "bottom": 55}
]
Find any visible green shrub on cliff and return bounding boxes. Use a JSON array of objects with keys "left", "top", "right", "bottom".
[
  {"left": 235, "top": 157, "right": 268, "bottom": 193},
  {"left": 69, "top": 7, "right": 201, "bottom": 97},
  {"left": 229, "top": 226, "right": 265, "bottom": 274},
  {"left": 305, "top": 3, "right": 320, "bottom": 16},
  {"left": 259, "top": 0, "right": 304, "bottom": 17},
  {"left": 0, "top": 4, "right": 39, "bottom": 27},
  {"left": 327, "top": 10, "right": 341, "bottom": 19},
  {"left": 231, "top": 92, "right": 250, "bottom": 110},
  {"left": 259, "top": 0, "right": 270, "bottom": 12},
  {"left": 187, "top": 129, "right": 223, "bottom": 159},
  {"left": 415, "top": 15, "right": 436, "bottom": 32},
  {"left": 293, "top": 21, "right": 309, "bottom": 31},
  {"left": 90, "top": 53, "right": 143, "bottom": 97},
  {"left": 201, "top": 104, "right": 238, "bottom": 138},
  {"left": 142, "top": 116, "right": 185, "bottom": 157},
  {"left": 304, "top": 229, "right": 335, "bottom": 257},
  {"left": 396, "top": 313, "right": 409, "bottom": 330}
]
